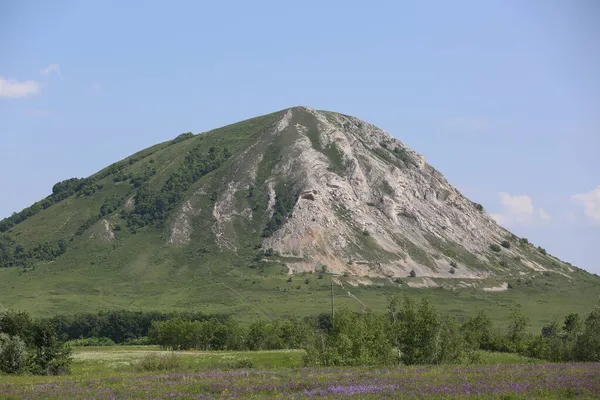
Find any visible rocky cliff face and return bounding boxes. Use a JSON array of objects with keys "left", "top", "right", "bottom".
[{"left": 189, "top": 106, "right": 569, "bottom": 282}]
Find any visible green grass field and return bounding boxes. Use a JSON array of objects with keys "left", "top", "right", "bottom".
[
  {"left": 1, "top": 346, "right": 598, "bottom": 399},
  {"left": 2, "top": 260, "right": 599, "bottom": 332}
]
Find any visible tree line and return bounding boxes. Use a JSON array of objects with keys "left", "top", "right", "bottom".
[
  {"left": 46, "top": 310, "right": 229, "bottom": 344},
  {"left": 2, "top": 298, "right": 600, "bottom": 375},
  {"left": 128, "top": 298, "right": 600, "bottom": 365}
]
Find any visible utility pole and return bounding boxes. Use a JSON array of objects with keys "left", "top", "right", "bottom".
[{"left": 330, "top": 278, "right": 335, "bottom": 329}]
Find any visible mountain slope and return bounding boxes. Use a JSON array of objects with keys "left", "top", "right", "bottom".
[{"left": 1, "top": 106, "right": 598, "bottom": 324}]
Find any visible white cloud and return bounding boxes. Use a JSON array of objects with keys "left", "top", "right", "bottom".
[
  {"left": 0, "top": 77, "right": 40, "bottom": 98},
  {"left": 539, "top": 208, "right": 551, "bottom": 221},
  {"left": 40, "top": 64, "right": 63, "bottom": 78},
  {"left": 91, "top": 82, "right": 103, "bottom": 94},
  {"left": 491, "top": 192, "right": 534, "bottom": 226},
  {"left": 445, "top": 117, "right": 489, "bottom": 133},
  {"left": 572, "top": 185, "right": 600, "bottom": 224}
]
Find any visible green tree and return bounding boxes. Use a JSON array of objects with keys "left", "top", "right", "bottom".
[
  {"left": 506, "top": 307, "right": 529, "bottom": 353},
  {"left": 574, "top": 302, "right": 600, "bottom": 361},
  {"left": 437, "top": 316, "right": 466, "bottom": 364},
  {"left": 394, "top": 297, "right": 440, "bottom": 365},
  {"left": 303, "top": 307, "right": 394, "bottom": 367},
  {"left": 29, "top": 321, "right": 72, "bottom": 375},
  {"left": 0, "top": 309, "right": 32, "bottom": 341},
  {"left": 0, "top": 333, "right": 27, "bottom": 374},
  {"left": 461, "top": 310, "right": 493, "bottom": 350}
]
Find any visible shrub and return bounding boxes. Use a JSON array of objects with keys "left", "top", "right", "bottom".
[
  {"left": 489, "top": 244, "right": 501, "bottom": 252},
  {"left": 538, "top": 246, "right": 547, "bottom": 255},
  {"left": 122, "top": 336, "right": 152, "bottom": 346},
  {"left": 449, "top": 260, "right": 457, "bottom": 268},
  {"left": 409, "top": 270, "right": 416, "bottom": 278},
  {"left": 68, "top": 337, "right": 115, "bottom": 347},
  {"left": 135, "top": 353, "right": 182, "bottom": 372},
  {"left": 443, "top": 248, "right": 457, "bottom": 258},
  {"left": 499, "top": 260, "right": 508, "bottom": 268},
  {"left": 304, "top": 278, "right": 310, "bottom": 284},
  {"left": 0, "top": 333, "right": 27, "bottom": 374},
  {"left": 449, "top": 267, "right": 456, "bottom": 274},
  {"left": 501, "top": 240, "right": 511, "bottom": 249},
  {"left": 230, "top": 357, "right": 255, "bottom": 369},
  {"left": 474, "top": 203, "right": 484, "bottom": 212}
]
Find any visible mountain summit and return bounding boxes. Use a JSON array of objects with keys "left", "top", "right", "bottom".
[{"left": 0, "top": 106, "right": 596, "bottom": 316}]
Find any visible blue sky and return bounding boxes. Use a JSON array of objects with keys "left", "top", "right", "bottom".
[{"left": 1, "top": 0, "right": 599, "bottom": 273}]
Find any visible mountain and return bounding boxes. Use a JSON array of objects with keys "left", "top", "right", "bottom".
[{"left": 1, "top": 106, "right": 598, "bottom": 325}]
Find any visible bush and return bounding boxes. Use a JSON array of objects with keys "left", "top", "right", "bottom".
[
  {"left": 449, "top": 267, "right": 456, "bottom": 274},
  {"left": 409, "top": 270, "right": 416, "bottom": 278},
  {"left": 230, "top": 357, "right": 255, "bottom": 369},
  {"left": 449, "top": 260, "right": 457, "bottom": 268},
  {"left": 122, "top": 336, "right": 152, "bottom": 346},
  {"left": 0, "top": 333, "right": 27, "bottom": 374},
  {"left": 538, "top": 246, "right": 547, "bottom": 255},
  {"left": 501, "top": 240, "right": 511, "bottom": 249},
  {"left": 68, "top": 337, "right": 115, "bottom": 347},
  {"left": 489, "top": 244, "right": 501, "bottom": 252},
  {"left": 135, "top": 353, "right": 182, "bottom": 372},
  {"left": 0, "top": 310, "right": 72, "bottom": 376},
  {"left": 303, "top": 307, "right": 394, "bottom": 367}
]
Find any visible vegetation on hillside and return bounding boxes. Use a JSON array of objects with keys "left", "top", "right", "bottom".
[
  {"left": 0, "top": 234, "right": 67, "bottom": 269},
  {"left": 127, "top": 145, "right": 231, "bottom": 229}
]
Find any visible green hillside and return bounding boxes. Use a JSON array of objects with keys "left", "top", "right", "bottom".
[{"left": 0, "top": 107, "right": 598, "bottom": 330}]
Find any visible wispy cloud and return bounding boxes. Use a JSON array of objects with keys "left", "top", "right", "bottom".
[
  {"left": 539, "top": 208, "right": 552, "bottom": 221},
  {"left": 490, "top": 192, "right": 534, "bottom": 226},
  {"left": 40, "top": 64, "right": 63, "bottom": 78},
  {"left": 572, "top": 185, "right": 600, "bottom": 224},
  {"left": 0, "top": 77, "right": 40, "bottom": 99},
  {"left": 445, "top": 117, "right": 489, "bottom": 133}
]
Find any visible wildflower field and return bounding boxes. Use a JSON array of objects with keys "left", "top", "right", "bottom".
[{"left": 1, "top": 347, "right": 599, "bottom": 399}]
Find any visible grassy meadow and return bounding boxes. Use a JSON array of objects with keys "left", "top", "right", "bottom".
[
  {"left": 2, "top": 259, "right": 599, "bottom": 332},
  {"left": 1, "top": 346, "right": 599, "bottom": 399}
]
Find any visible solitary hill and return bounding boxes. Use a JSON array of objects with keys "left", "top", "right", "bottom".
[{"left": 1, "top": 106, "right": 598, "bottom": 326}]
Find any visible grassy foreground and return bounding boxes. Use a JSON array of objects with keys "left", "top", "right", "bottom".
[{"left": 1, "top": 347, "right": 599, "bottom": 399}]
